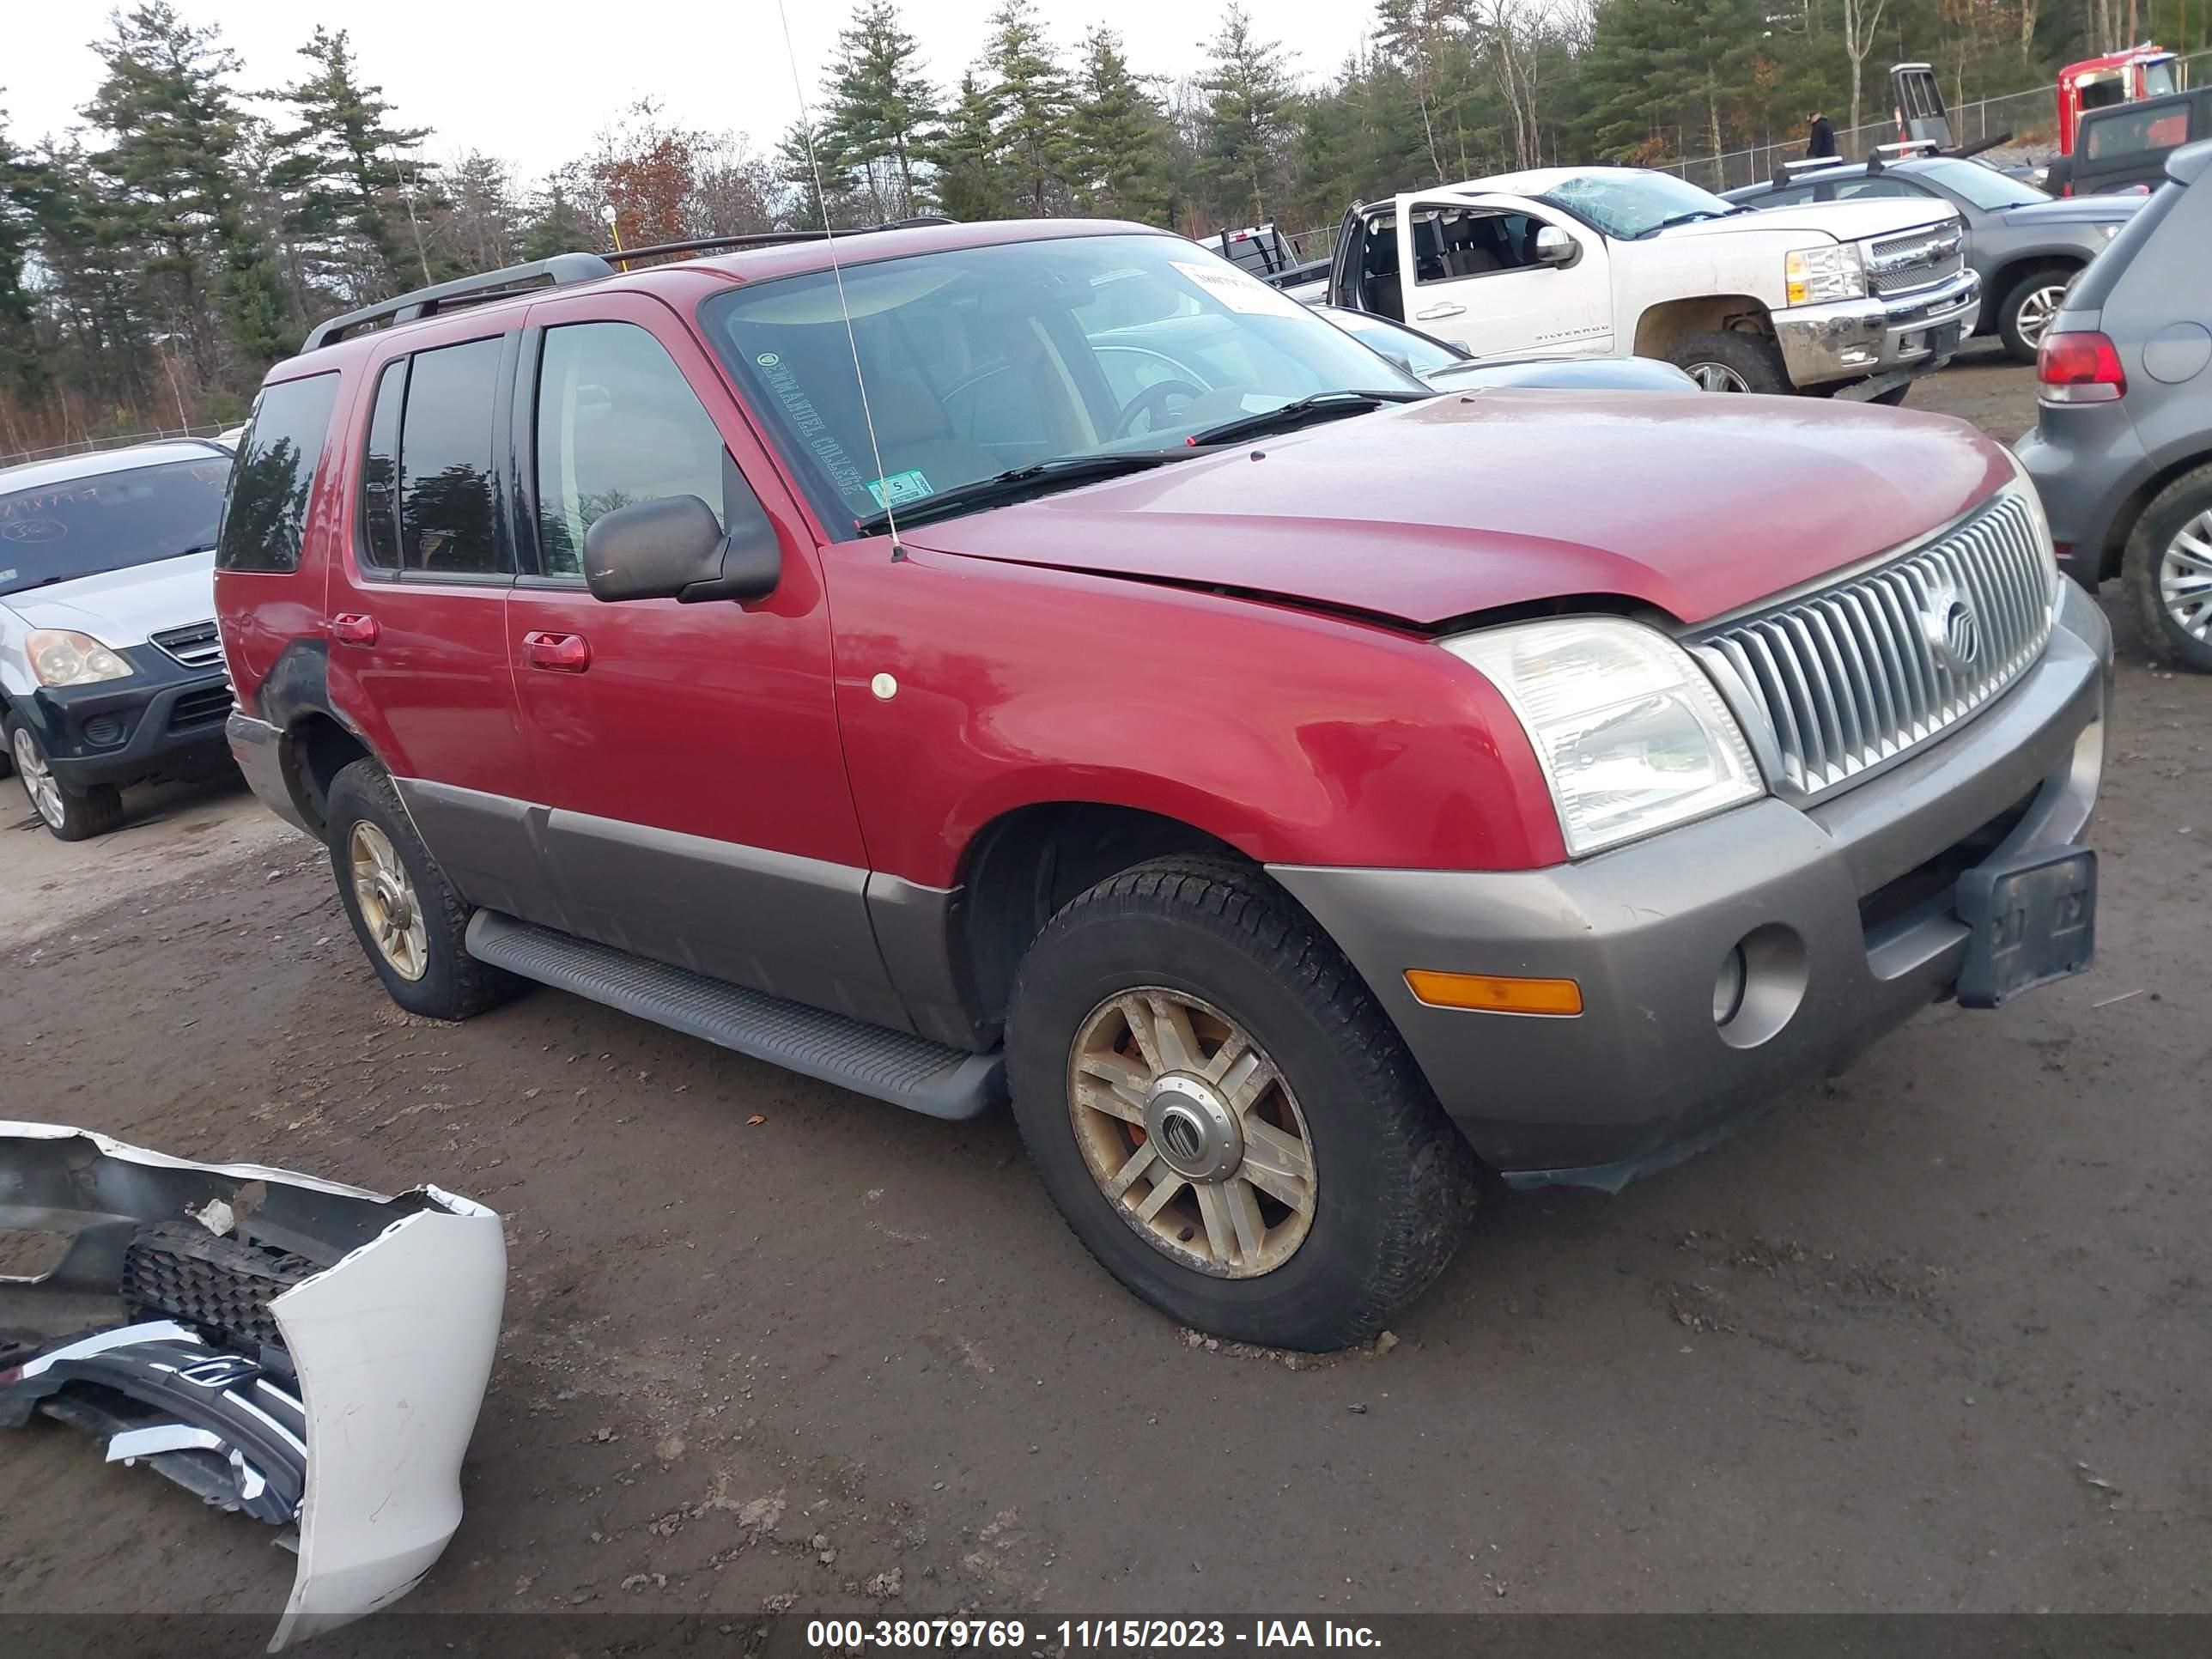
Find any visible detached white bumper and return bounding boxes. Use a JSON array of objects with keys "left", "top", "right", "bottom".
[{"left": 0, "top": 1121, "right": 505, "bottom": 1650}]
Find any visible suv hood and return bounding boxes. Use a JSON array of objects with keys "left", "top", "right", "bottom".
[
  {"left": 0, "top": 550, "right": 216, "bottom": 647},
  {"left": 2002, "top": 193, "right": 2146, "bottom": 227},
  {"left": 898, "top": 392, "right": 2012, "bottom": 629},
  {"left": 1662, "top": 198, "right": 1954, "bottom": 244}
]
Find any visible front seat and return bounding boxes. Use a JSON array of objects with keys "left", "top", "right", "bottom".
[{"left": 857, "top": 371, "right": 999, "bottom": 497}]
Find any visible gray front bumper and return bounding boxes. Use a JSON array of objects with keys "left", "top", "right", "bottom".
[
  {"left": 1775, "top": 268, "right": 1983, "bottom": 388},
  {"left": 1271, "top": 580, "right": 2111, "bottom": 1188}
]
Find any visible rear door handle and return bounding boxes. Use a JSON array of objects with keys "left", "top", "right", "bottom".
[
  {"left": 523, "top": 630, "right": 591, "bottom": 673},
  {"left": 1413, "top": 302, "right": 1466, "bottom": 320},
  {"left": 328, "top": 613, "right": 380, "bottom": 645}
]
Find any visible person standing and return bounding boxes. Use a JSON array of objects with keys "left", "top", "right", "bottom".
[{"left": 1806, "top": 111, "right": 1839, "bottom": 159}]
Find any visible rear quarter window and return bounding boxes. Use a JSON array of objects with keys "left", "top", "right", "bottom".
[{"left": 217, "top": 372, "right": 343, "bottom": 573}]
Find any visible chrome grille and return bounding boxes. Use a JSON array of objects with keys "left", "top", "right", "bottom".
[
  {"left": 1695, "top": 493, "right": 2053, "bottom": 800},
  {"left": 1866, "top": 222, "right": 1966, "bottom": 295},
  {"left": 151, "top": 619, "right": 224, "bottom": 668}
]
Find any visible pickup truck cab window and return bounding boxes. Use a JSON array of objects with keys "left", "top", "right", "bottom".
[
  {"left": 1411, "top": 209, "right": 1547, "bottom": 283},
  {"left": 534, "top": 321, "right": 729, "bottom": 579},
  {"left": 1395, "top": 196, "right": 1612, "bottom": 356},
  {"left": 701, "top": 232, "right": 1424, "bottom": 536}
]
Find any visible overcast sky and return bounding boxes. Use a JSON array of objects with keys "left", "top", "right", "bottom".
[{"left": 5, "top": 0, "right": 1374, "bottom": 184}]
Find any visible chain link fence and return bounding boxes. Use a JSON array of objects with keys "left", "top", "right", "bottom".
[{"left": 1661, "top": 47, "right": 2211, "bottom": 194}]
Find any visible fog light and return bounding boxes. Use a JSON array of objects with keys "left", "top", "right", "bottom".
[{"left": 1712, "top": 946, "right": 1747, "bottom": 1025}]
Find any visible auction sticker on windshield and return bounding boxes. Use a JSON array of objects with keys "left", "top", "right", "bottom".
[
  {"left": 1170, "top": 260, "right": 1304, "bottom": 319},
  {"left": 868, "top": 469, "right": 935, "bottom": 509}
]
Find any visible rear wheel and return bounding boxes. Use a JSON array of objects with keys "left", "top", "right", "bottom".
[
  {"left": 2124, "top": 464, "right": 2212, "bottom": 672},
  {"left": 325, "top": 758, "right": 521, "bottom": 1018},
  {"left": 1997, "top": 266, "right": 2074, "bottom": 364},
  {"left": 1667, "top": 331, "right": 1791, "bottom": 395},
  {"left": 7, "top": 720, "right": 124, "bottom": 842},
  {"left": 1005, "top": 856, "right": 1481, "bottom": 1351}
]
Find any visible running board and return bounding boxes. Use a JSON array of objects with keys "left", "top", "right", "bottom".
[{"left": 464, "top": 911, "right": 1004, "bottom": 1121}]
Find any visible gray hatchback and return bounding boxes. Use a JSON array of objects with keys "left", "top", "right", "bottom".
[{"left": 2016, "top": 138, "right": 2212, "bottom": 672}]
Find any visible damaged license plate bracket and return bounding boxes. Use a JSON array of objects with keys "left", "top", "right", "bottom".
[{"left": 1956, "top": 844, "right": 2097, "bottom": 1009}]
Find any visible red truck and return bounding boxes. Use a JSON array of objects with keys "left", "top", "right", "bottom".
[{"left": 216, "top": 220, "right": 2110, "bottom": 1350}]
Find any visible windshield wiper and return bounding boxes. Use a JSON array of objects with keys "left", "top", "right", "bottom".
[
  {"left": 1181, "top": 389, "right": 1427, "bottom": 450},
  {"left": 853, "top": 451, "right": 1189, "bottom": 535}
]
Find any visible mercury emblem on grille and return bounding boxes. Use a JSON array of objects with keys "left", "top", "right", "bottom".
[{"left": 1918, "top": 574, "right": 1981, "bottom": 675}]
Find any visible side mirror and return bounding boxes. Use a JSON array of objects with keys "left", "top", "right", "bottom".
[
  {"left": 582, "top": 465, "right": 781, "bottom": 605},
  {"left": 1533, "top": 225, "right": 1579, "bottom": 268}
]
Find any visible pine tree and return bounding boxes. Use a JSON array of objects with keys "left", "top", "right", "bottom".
[
  {"left": 821, "top": 1, "right": 939, "bottom": 221},
  {"left": 82, "top": 3, "right": 271, "bottom": 382},
  {"left": 268, "top": 27, "right": 428, "bottom": 303},
  {"left": 981, "top": 0, "right": 1073, "bottom": 215},
  {"left": 520, "top": 181, "right": 596, "bottom": 262},
  {"left": 1067, "top": 28, "right": 1178, "bottom": 223},
  {"left": 926, "top": 73, "right": 1009, "bottom": 221},
  {"left": 0, "top": 114, "right": 47, "bottom": 406},
  {"left": 1197, "top": 3, "right": 1301, "bottom": 226}
]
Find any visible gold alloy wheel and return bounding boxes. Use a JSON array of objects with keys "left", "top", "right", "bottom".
[
  {"left": 1067, "top": 988, "right": 1316, "bottom": 1279},
  {"left": 349, "top": 821, "right": 429, "bottom": 981}
]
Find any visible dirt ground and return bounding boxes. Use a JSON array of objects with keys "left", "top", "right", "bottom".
[{"left": 3, "top": 349, "right": 2209, "bottom": 1630}]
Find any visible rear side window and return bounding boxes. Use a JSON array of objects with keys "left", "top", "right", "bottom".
[
  {"left": 2085, "top": 106, "right": 2182, "bottom": 159},
  {"left": 533, "top": 322, "right": 729, "bottom": 578},
  {"left": 396, "top": 337, "right": 507, "bottom": 577},
  {"left": 358, "top": 359, "right": 406, "bottom": 570},
  {"left": 216, "top": 373, "right": 339, "bottom": 573}
]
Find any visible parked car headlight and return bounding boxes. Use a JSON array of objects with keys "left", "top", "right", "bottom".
[
  {"left": 1444, "top": 618, "right": 1765, "bottom": 858},
  {"left": 1784, "top": 243, "right": 1866, "bottom": 305},
  {"left": 27, "top": 629, "right": 135, "bottom": 687}
]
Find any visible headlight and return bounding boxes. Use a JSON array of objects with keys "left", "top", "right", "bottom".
[
  {"left": 1445, "top": 618, "right": 1764, "bottom": 858},
  {"left": 27, "top": 629, "right": 135, "bottom": 687},
  {"left": 1784, "top": 243, "right": 1866, "bottom": 305}
]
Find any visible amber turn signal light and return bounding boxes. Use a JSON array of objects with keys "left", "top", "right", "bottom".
[{"left": 1403, "top": 969, "right": 1584, "bottom": 1016}]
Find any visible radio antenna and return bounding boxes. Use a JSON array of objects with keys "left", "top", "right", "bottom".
[{"left": 776, "top": 0, "right": 904, "bottom": 557}]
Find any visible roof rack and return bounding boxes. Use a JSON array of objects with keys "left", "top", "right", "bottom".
[
  {"left": 301, "top": 252, "right": 614, "bottom": 350},
  {"left": 300, "top": 216, "right": 957, "bottom": 352},
  {"left": 1773, "top": 155, "right": 1855, "bottom": 185}
]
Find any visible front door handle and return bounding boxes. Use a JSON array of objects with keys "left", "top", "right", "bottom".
[
  {"left": 1413, "top": 301, "right": 1466, "bottom": 321},
  {"left": 328, "top": 612, "right": 380, "bottom": 645},
  {"left": 523, "top": 630, "right": 591, "bottom": 673}
]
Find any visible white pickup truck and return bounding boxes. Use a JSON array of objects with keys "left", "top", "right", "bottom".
[{"left": 1318, "top": 165, "right": 1983, "bottom": 400}]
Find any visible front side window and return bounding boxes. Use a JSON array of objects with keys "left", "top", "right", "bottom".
[
  {"left": 6, "top": 456, "right": 231, "bottom": 595},
  {"left": 701, "top": 233, "right": 1424, "bottom": 534},
  {"left": 217, "top": 374, "right": 338, "bottom": 574},
  {"left": 396, "top": 336, "right": 507, "bottom": 577},
  {"left": 534, "top": 322, "right": 729, "bottom": 578},
  {"left": 1829, "top": 177, "right": 1929, "bottom": 203},
  {"left": 1412, "top": 209, "right": 1548, "bottom": 284}
]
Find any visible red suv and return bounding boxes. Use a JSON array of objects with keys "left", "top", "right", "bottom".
[{"left": 217, "top": 220, "right": 2111, "bottom": 1351}]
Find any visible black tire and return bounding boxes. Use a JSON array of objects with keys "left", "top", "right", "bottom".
[
  {"left": 1666, "top": 331, "right": 1792, "bottom": 394},
  {"left": 1996, "top": 265, "right": 2075, "bottom": 365},
  {"left": 324, "top": 758, "right": 522, "bottom": 1018},
  {"left": 1004, "top": 855, "right": 1481, "bottom": 1351},
  {"left": 2122, "top": 463, "right": 2212, "bottom": 673},
  {"left": 5, "top": 718, "right": 125, "bottom": 842}
]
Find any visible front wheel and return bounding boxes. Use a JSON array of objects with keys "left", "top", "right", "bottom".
[
  {"left": 7, "top": 720, "right": 124, "bottom": 841},
  {"left": 2124, "top": 464, "right": 2212, "bottom": 672},
  {"left": 1667, "top": 331, "right": 1792, "bottom": 394},
  {"left": 1005, "top": 857, "right": 1481, "bottom": 1351},
  {"left": 1998, "top": 267, "right": 2074, "bottom": 364},
  {"left": 324, "top": 758, "right": 521, "bottom": 1018}
]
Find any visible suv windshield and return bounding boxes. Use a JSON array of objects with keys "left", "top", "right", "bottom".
[
  {"left": 702, "top": 233, "right": 1425, "bottom": 534},
  {"left": 1917, "top": 157, "right": 2049, "bottom": 210},
  {"left": 0, "top": 455, "right": 230, "bottom": 597},
  {"left": 1537, "top": 172, "right": 1739, "bottom": 238}
]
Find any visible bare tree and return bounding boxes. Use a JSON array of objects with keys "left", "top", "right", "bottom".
[{"left": 1839, "top": 0, "right": 1891, "bottom": 134}]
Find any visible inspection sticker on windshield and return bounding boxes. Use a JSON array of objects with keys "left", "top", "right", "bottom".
[
  {"left": 1170, "top": 260, "right": 1303, "bottom": 318},
  {"left": 867, "top": 470, "right": 935, "bottom": 509}
]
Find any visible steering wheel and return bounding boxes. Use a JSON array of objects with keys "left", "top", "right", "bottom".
[{"left": 1111, "top": 379, "right": 1206, "bottom": 440}]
